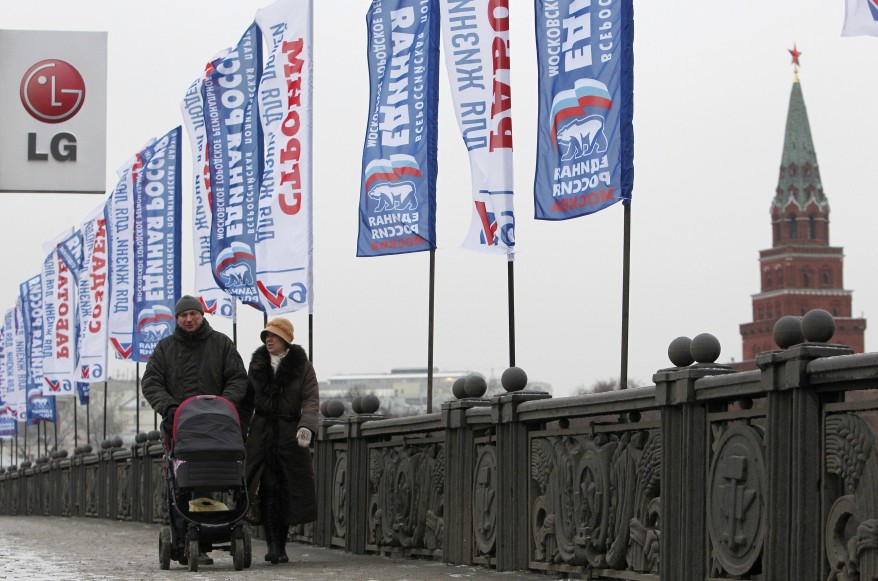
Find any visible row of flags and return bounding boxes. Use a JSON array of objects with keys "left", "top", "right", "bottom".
[
  {"left": 355, "top": 0, "right": 634, "bottom": 258},
  {"left": 0, "top": 0, "right": 638, "bottom": 437}
]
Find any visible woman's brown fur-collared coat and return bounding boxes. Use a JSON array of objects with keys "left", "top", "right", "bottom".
[{"left": 240, "top": 344, "right": 319, "bottom": 526}]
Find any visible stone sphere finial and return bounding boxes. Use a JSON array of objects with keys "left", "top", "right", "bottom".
[
  {"left": 361, "top": 394, "right": 380, "bottom": 414},
  {"left": 464, "top": 374, "right": 488, "bottom": 398},
  {"left": 802, "top": 309, "right": 835, "bottom": 343},
  {"left": 319, "top": 400, "right": 330, "bottom": 416},
  {"left": 501, "top": 367, "right": 528, "bottom": 392},
  {"left": 351, "top": 396, "right": 363, "bottom": 414},
  {"left": 135, "top": 433, "right": 148, "bottom": 444},
  {"left": 451, "top": 377, "right": 467, "bottom": 399},
  {"left": 111, "top": 436, "right": 123, "bottom": 448},
  {"left": 690, "top": 333, "right": 721, "bottom": 364},
  {"left": 774, "top": 315, "right": 804, "bottom": 349},
  {"left": 324, "top": 399, "right": 345, "bottom": 418},
  {"left": 668, "top": 336, "right": 694, "bottom": 367}
]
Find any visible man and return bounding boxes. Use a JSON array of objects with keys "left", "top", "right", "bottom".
[
  {"left": 142, "top": 295, "right": 248, "bottom": 428},
  {"left": 142, "top": 294, "right": 248, "bottom": 566}
]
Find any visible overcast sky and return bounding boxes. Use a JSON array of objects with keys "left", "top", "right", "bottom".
[{"left": 2, "top": 0, "right": 877, "bottom": 400}]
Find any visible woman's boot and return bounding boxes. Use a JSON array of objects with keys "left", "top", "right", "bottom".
[
  {"left": 261, "top": 495, "right": 280, "bottom": 564},
  {"left": 276, "top": 520, "right": 289, "bottom": 563}
]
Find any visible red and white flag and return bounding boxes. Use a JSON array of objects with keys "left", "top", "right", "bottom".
[
  {"left": 254, "top": 0, "right": 314, "bottom": 313},
  {"left": 441, "top": 0, "right": 516, "bottom": 255}
]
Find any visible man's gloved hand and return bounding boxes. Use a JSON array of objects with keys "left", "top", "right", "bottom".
[
  {"left": 296, "top": 427, "right": 312, "bottom": 448},
  {"left": 161, "top": 404, "right": 179, "bottom": 438}
]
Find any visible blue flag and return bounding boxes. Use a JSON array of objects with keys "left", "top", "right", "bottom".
[
  {"left": 357, "top": 0, "right": 440, "bottom": 257},
  {"left": 533, "top": 0, "right": 633, "bottom": 220},
  {"left": 19, "top": 275, "right": 44, "bottom": 393},
  {"left": 132, "top": 127, "right": 182, "bottom": 361},
  {"left": 203, "top": 23, "right": 264, "bottom": 305}
]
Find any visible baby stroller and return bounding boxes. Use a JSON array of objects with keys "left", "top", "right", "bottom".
[{"left": 158, "top": 395, "right": 252, "bottom": 571}]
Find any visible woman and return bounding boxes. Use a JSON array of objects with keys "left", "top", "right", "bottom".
[{"left": 239, "top": 317, "right": 319, "bottom": 565}]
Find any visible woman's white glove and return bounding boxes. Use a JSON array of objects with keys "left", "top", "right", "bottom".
[{"left": 296, "top": 427, "right": 312, "bottom": 448}]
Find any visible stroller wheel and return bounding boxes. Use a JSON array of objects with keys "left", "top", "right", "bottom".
[
  {"left": 244, "top": 525, "right": 253, "bottom": 568},
  {"left": 159, "top": 528, "right": 171, "bottom": 570},
  {"left": 187, "top": 538, "right": 199, "bottom": 572},
  {"left": 233, "top": 537, "right": 245, "bottom": 571}
]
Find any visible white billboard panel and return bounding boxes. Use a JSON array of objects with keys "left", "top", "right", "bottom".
[{"left": 0, "top": 30, "right": 107, "bottom": 193}]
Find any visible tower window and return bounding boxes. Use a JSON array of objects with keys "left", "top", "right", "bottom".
[
  {"left": 777, "top": 269, "right": 784, "bottom": 285},
  {"left": 765, "top": 271, "right": 772, "bottom": 288},
  {"left": 821, "top": 268, "right": 831, "bottom": 286},
  {"left": 809, "top": 215, "right": 816, "bottom": 239},
  {"left": 803, "top": 270, "right": 811, "bottom": 287},
  {"left": 789, "top": 215, "right": 797, "bottom": 239}
]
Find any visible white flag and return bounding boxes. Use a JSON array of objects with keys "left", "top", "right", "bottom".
[
  {"left": 106, "top": 159, "right": 137, "bottom": 361},
  {"left": 842, "top": 0, "right": 878, "bottom": 36},
  {"left": 75, "top": 203, "right": 110, "bottom": 383},
  {"left": 254, "top": 0, "right": 314, "bottom": 314},
  {"left": 41, "top": 229, "right": 77, "bottom": 396},
  {"left": 441, "top": 0, "right": 516, "bottom": 255}
]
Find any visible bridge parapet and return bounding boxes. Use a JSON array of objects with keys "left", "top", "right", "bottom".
[{"left": 3, "top": 311, "right": 878, "bottom": 580}]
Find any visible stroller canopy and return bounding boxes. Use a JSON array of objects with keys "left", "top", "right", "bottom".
[{"left": 173, "top": 395, "right": 245, "bottom": 461}]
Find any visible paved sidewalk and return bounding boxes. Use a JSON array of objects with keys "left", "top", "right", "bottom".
[{"left": 0, "top": 517, "right": 554, "bottom": 580}]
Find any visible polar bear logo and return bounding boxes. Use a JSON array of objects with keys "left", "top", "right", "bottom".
[
  {"left": 220, "top": 263, "right": 253, "bottom": 287},
  {"left": 556, "top": 115, "right": 609, "bottom": 161},
  {"left": 368, "top": 182, "right": 418, "bottom": 213},
  {"left": 140, "top": 322, "right": 170, "bottom": 341}
]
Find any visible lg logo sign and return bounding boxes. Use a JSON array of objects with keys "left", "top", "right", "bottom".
[{"left": 20, "top": 58, "right": 84, "bottom": 162}]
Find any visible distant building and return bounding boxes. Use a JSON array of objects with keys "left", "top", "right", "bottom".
[
  {"left": 322, "top": 368, "right": 552, "bottom": 415},
  {"left": 738, "top": 62, "right": 866, "bottom": 368}
]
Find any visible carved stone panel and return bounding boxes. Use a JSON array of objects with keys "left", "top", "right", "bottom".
[
  {"left": 530, "top": 430, "right": 661, "bottom": 573},
  {"left": 333, "top": 450, "right": 347, "bottom": 540},
  {"left": 85, "top": 464, "right": 98, "bottom": 517},
  {"left": 367, "top": 443, "right": 445, "bottom": 553},
  {"left": 707, "top": 423, "right": 766, "bottom": 577},
  {"left": 825, "top": 413, "right": 878, "bottom": 580},
  {"left": 60, "top": 468, "right": 71, "bottom": 516},
  {"left": 152, "top": 458, "right": 168, "bottom": 524},
  {"left": 473, "top": 444, "right": 497, "bottom": 559},
  {"left": 117, "top": 461, "right": 131, "bottom": 521}
]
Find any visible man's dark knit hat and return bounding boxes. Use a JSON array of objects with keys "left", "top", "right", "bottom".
[{"left": 175, "top": 295, "right": 204, "bottom": 317}]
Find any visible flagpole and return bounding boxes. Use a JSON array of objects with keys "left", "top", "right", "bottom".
[
  {"left": 23, "top": 421, "right": 27, "bottom": 462},
  {"left": 508, "top": 255, "right": 516, "bottom": 367},
  {"left": 86, "top": 399, "right": 91, "bottom": 445},
  {"left": 135, "top": 362, "right": 140, "bottom": 434},
  {"left": 308, "top": 314, "right": 313, "bottom": 363},
  {"left": 74, "top": 395, "right": 78, "bottom": 449},
  {"left": 620, "top": 202, "right": 631, "bottom": 390},
  {"left": 102, "top": 380, "right": 107, "bottom": 441},
  {"left": 233, "top": 300, "right": 238, "bottom": 348},
  {"left": 427, "top": 249, "right": 435, "bottom": 413}
]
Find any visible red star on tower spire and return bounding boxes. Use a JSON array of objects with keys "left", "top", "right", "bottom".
[
  {"left": 788, "top": 43, "right": 802, "bottom": 82},
  {"left": 789, "top": 44, "right": 802, "bottom": 66}
]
